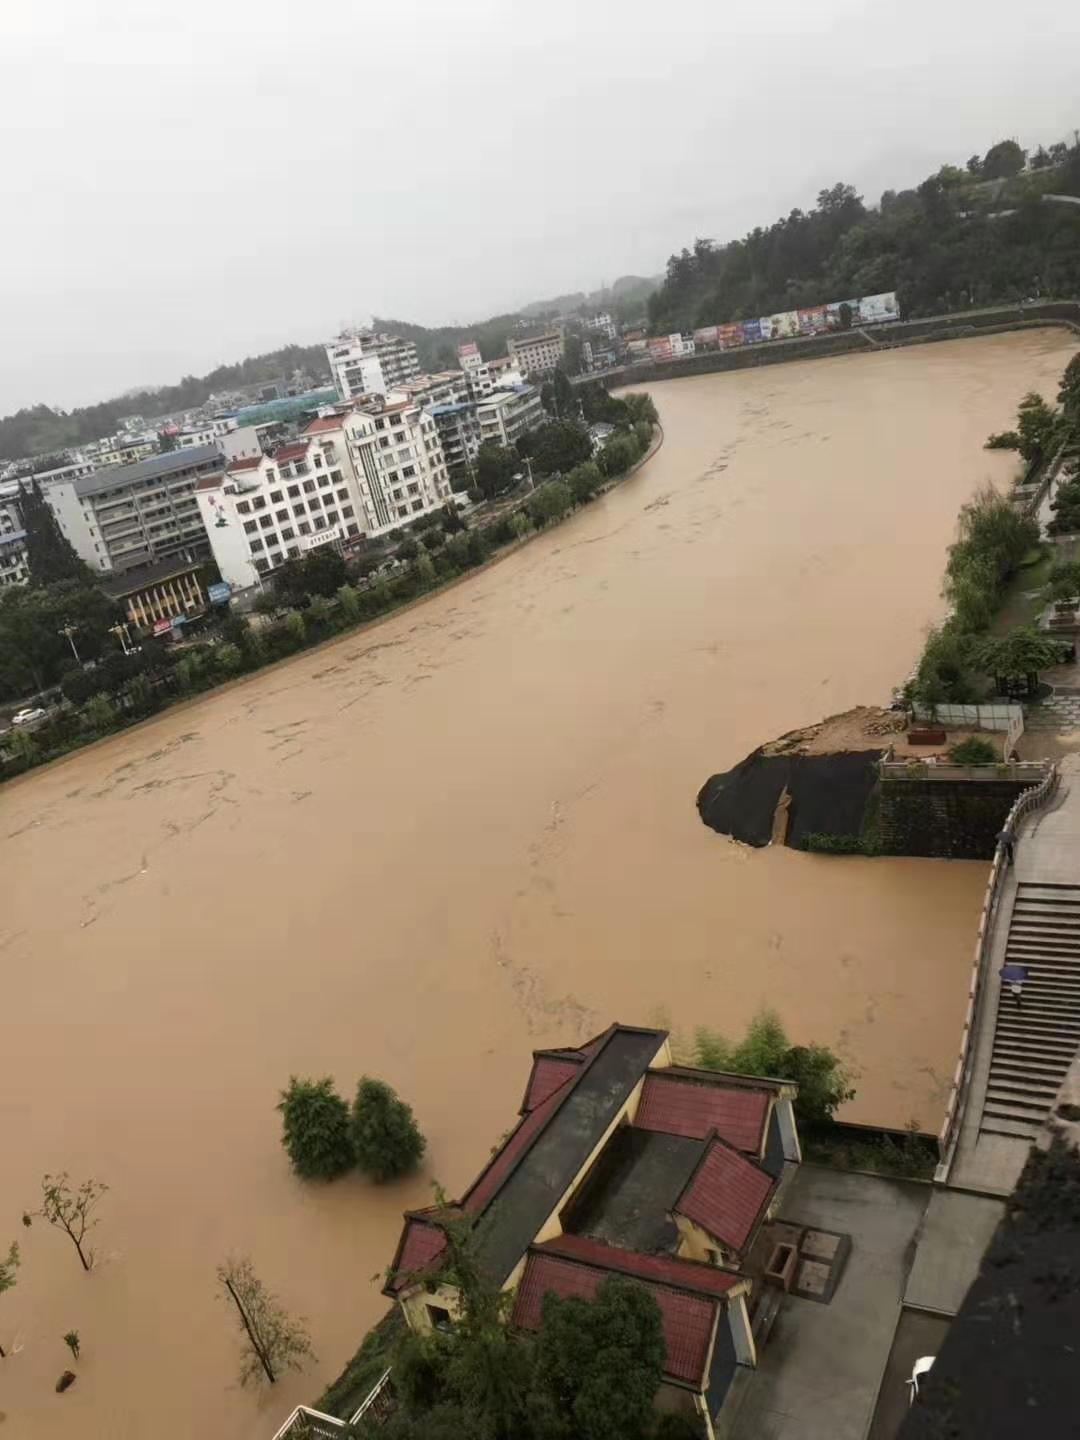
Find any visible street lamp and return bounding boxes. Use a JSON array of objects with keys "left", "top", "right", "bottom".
[
  {"left": 109, "top": 622, "right": 134, "bottom": 655},
  {"left": 58, "top": 623, "right": 80, "bottom": 663}
]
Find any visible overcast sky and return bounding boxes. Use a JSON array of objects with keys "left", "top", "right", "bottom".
[{"left": 2, "top": 0, "right": 1078, "bottom": 414}]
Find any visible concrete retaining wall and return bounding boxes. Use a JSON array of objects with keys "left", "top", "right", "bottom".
[{"left": 878, "top": 776, "right": 1037, "bottom": 859}]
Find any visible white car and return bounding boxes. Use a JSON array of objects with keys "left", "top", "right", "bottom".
[
  {"left": 11, "top": 707, "right": 46, "bottom": 726},
  {"left": 907, "top": 1355, "right": 935, "bottom": 1405}
]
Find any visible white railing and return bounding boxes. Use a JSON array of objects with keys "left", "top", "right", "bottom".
[
  {"left": 935, "top": 762, "right": 1060, "bottom": 1180},
  {"left": 271, "top": 1367, "right": 394, "bottom": 1438},
  {"left": 879, "top": 760, "right": 1049, "bottom": 782}
]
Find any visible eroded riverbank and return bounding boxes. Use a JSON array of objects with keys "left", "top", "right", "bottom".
[{"left": 2, "top": 329, "right": 1074, "bottom": 1437}]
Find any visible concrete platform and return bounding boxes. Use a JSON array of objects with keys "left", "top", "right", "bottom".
[{"left": 903, "top": 1189, "right": 1005, "bottom": 1316}]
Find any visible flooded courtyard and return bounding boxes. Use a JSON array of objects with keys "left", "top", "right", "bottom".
[{"left": 1, "top": 329, "right": 1075, "bottom": 1436}]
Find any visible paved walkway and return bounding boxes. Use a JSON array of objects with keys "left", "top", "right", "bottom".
[{"left": 949, "top": 757, "right": 1080, "bottom": 1194}]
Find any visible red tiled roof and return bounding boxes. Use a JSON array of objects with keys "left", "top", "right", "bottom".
[
  {"left": 226, "top": 454, "right": 263, "bottom": 471},
  {"left": 674, "top": 1137, "right": 775, "bottom": 1255},
  {"left": 273, "top": 441, "right": 310, "bottom": 463},
  {"left": 463, "top": 1077, "right": 573, "bottom": 1214},
  {"left": 387, "top": 1217, "right": 447, "bottom": 1293},
  {"left": 537, "top": 1234, "right": 742, "bottom": 1299},
  {"left": 636, "top": 1073, "right": 769, "bottom": 1153},
  {"left": 521, "top": 1055, "right": 583, "bottom": 1112},
  {"left": 304, "top": 416, "right": 344, "bottom": 434},
  {"left": 512, "top": 1251, "right": 719, "bottom": 1386},
  {"left": 195, "top": 474, "right": 223, "bottom": 492}
]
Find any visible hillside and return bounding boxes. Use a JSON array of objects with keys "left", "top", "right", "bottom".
[{"left": 648, "top": 137, "right": 1080, "bottom": 334}]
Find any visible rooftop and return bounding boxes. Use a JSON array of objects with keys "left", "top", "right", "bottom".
[
  {"left": 673, "top": 1135, "right": 776, "bottom": 1256},
  {"left": 99, "top": 555, "right": 207, "bottom": 598},
  {"left": 73, "top": 445, "right": 223, "bottom": 498}
]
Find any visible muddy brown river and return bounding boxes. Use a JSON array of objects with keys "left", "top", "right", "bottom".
[{"left": 2, "top": 330, "right": 1075, "bottom": 1436}]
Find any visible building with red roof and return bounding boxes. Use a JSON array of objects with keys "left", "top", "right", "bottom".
[{"left": 383, "top": 1023, "right": 802, "bottom": 1438}]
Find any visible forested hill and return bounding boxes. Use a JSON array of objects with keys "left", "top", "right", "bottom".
[
  {"left": 648, "top": 137, "right": 1080, "bottom": 334},
  {"left": 0, "top": 342, "right": 327, "bottom": 464}
]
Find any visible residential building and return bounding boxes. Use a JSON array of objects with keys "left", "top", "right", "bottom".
[
  {"left": 99, "top": 557, "right": 207, "bottom": 633},
  {"left": 508, "top": 330, "right": 565, "bottom": 377},
  {"left": 589, "top": 312, "right": 617, "bottom": 340},
  {"left": 341, "top": 395, "right": 452, "bottom": 534},
  {"left": 583, "top": 338, "right": 618, "bottom": 372},
  {"left": 90, "top": 435, "right": 159, "bottom": 468},
  {"left": 326, "top": 330, "right": 421, "bottom": 401},
  {"left": 385, "top": 1023, "right": 802, "bottom": 1440},
  {"left": 475, "top": 383, "right": 544, "bottom": 449},
  {"left": 464, "top": 355, "right": 517, "bottom": 399},
  {"left": 0, "top": 481, "right": 29, "bottom": 588},
  {"left": 175, "top": 418, "right": 237, "bottom": 450},
  {"left": 45, "top": 446, "right": 224, "bottom": 574},
  {"left": 397, "top": 371, "right": 471, "bottom": 410},
  {"left": 429, "top": 402, "right": 481, "bottom": 487}
]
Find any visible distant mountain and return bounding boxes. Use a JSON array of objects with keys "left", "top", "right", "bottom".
[{"left": 519, "top": 275, "right": 661, "bottom": 319}]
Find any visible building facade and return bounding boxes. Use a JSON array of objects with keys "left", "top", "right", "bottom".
[
  {"left": 508, "top": 330, "right": 565, "bottom": 377},
  {"left": 0, "top": 481, "right": 29, "bottom": 588},
  {"left": 429, "top": 402, "right": 481, "bottom": 487},
  {"left": 45, "top": 446, "right": 223, "bottom": 574},
  {"left": 342, "top": 397, "right": 452, "bottom": 534},
  {"left": 326, "top": 331, "right": 421, "bottom": 401},
  {"left": 100, "top": 558, "right": 208, "bottom": 631},
  {"left": 385, "top": 1024, "right": 802, "bottom": 1440},
  {"left": 476, "top": 383, "right": 544, "bottom": 449}
]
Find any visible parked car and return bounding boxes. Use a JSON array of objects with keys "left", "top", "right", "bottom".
[
  {"left": 907, "top": 1355, "right": 935, "bottom": 1405},
  {"left": 12, "top": 707, "right": 47, "bottom": 726}
]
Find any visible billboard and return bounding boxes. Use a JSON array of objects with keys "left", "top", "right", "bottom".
[
  {"left": 718, "top": 323, "right": 743, "bottom": 348},
  {"left": 858, "top": 291, "right": 900, "bottom": 324},
  {"left": 457, "top": 341, "right": 479, "bottom": 359},
  {"left": 740, "top": 318, "right": 762, "bottom": 344},
  {"left": 694, "top": 326, "right": 720, "bottom": 349},
  {"left": 207, "top": 582, "right": 232, "bottom": 605},
  {"left": 648, "top": 338, "right": 673, "bottom": 360},
  {"left": 770, "top": 311, "right": 800, "bottom": 340},
  {"left": 798, "top": 305, "right": 828, "bottom": 335},
  {"left": 825, "top": 299, "right": 861, "bottom": 331},
  {"left": 758, "top": 316, "right": 774, "bottom": 341}
]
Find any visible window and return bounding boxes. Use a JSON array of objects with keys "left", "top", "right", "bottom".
[
  {"left": 313, "top": 453, "right": 323, "bottom": 469},
  {"left": 237, "top": 500, "right": 251, "bottom": 514},
  {"left": 243, "top": 520, "right": 258, "bottom": 535},
  {"left": 287, "top": 484, "right": 300, "bottom": 499},
  {"left": 299, "top": 521, "right": 311, "bottom": 535},
  {"left": 326, "top": 510, "right": 338, "bottom": 525},
  {"left": 260, "top": 514, "right": 274, "bottom": 529},
  {"left": 254, "top": 557, "right": 269, "bottom": 573},
  {"left": 347, "top": 522, "right": 360, "bottom": 536},
  {"left": 397, "top": 505, "right": 409, "bottom": 518},
  {"left": 253, "top": 496, "right": 266, "bottom": 510},
  {"left": 293, "top": 501, "right": 306, "bottom": 515},
  {"left": 250, "top": 537, "right": 264, "bottom": 551},
  {"left": 265, "top": 469, "right": 276, "bottom": 483},
  {"left": 318, "top": 475, "right": 329, "bottom": 488},
  {"left": 330, "top": 470, "right": 342, "bottom": 483},
  {"left": 314, "top": 516, "right": 326, "bottom": 531},
  {"left": 303, "top": 480, "right": 315, "bottom": 494},
  {"left": 336, "top": 488, "right": 349, "bottom": 502},
  {"left": 392, "top": 489, "right": 402, "bottom": 501},
  {"left": 281, "top": 527, "right": 295, "bottom": 541},
  {"left": 269, "top": 490, "right": 282, "bottom": 503},
  {"left": 379, "top": 437, "right": 390, "bottom": 449},
  {"left": 403, "top": 465, "right": 416, "bottom": 479},
  {"left": 276, "top": 509, "right": 288, "bottom": 524},
  {"left": 287, "top": 545, "right": 300, "bottom": 558},
  {"left": 411, "top": 499, "right": 424, "bottom": 512},
  {"left": 426, "top": 1305, "right": 453, "bottom": 1334},
  {"left": 706, "top": 1248, "right": 720, "bottom": 1266},
  {"left": 308, "top": 495, "right": 321, "bottom": 510},
  {"left": 342, "top": 505, "right": 354, "bottom": 519},
  {"left": 407, "top": 483, "right": 419, "bottom": 496}
]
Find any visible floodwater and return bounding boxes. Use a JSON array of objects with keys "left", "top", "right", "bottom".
[{"left": 2, "top": 330, "right": 1074, "bottom": 1436}]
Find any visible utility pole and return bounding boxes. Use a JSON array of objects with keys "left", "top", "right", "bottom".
[{"left": 58, "top": 623, "right": 80, "bottom": 663}]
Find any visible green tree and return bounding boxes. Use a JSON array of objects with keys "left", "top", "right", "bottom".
[
  {"left": 531, "top": 1275, "right": 665, "bottom": 1440},
  {"left": 277, "top": 1076, "right": 354, "bottom": 1181},
  {"left": 528, "top": 420, "right": 592, "bottom": 477},
  {"left": 972, "top": 625, "right": 1067, "bottom": 692},
  {"left": 693, "top": 1009, "right": 854, "bottom": 1127},
  {"left": 475, "top": 441, "right": 519, "bottom": 500},
  {"left": 157, "top": 431, "right": 178, "bottom": 452},
  {"left": 337, "top": 583, "right": 361, "bottom": 621},
  {"left": 18, "top": 479, "right": 91, "bottom": 585},
  {"left": 416, "top": 552, "right": 437, "bottom": 588},
  {"left": 217, "top": 1255, "right": 314, "bottom": 1386},
  {"left": 349, "top": 1078, "right": 425, "bottom": 1182},
  {"left": 284, "top": 609, "right": 306, "bottom": 644},
  {"left": 567, "top": 461, "right": 602, "bottom": 506},
  {"left": 1047, "top": 558, "right": 1080, "bottom": 603},
  {"left": 598, "top": 433, "right": 642, "bottom": 478},
  {"left": 36, "top": 1173, "right": 108, "bottom": 1272},
  {"left": 81, "top": 692, "right": 118, "bottom": 734},
  {"left": 981, "top": 139, "right": 1026, "bottom": 179},
  {"left": 527, "top": 481, "right": 572, "bottom": 526},
  {"left": 0, "top": 1242, "right": 19, "bottom": 1358},
  {"left": 215, "top": 642, "right": 243, "bottom": 674}
]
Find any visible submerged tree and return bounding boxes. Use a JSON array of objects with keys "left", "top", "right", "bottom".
[
  {"left": 350, "top": 1078, "right": 425, "bottom": 1182},
  {"left": 277, "top": 1076, "right": 355, "bottom": 1181},
  {"left": 0, "top": 1242, "right": 20, "bottom": 1358},
  {"left": 37, "top": 1174, "right": 108, "bottom": 1272},
  {"left": 216, "top": 1255, "right": 314, "bottom": 1386}
]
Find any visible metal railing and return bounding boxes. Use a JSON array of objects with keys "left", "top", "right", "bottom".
[
  {"left": 935, "top": 762, "right": 1061, "bottom": 1180},
  {"left": 879, "top": 760, "right": 1050, "bottom": 782},
  {"left": 271, "top": 1368, "right": 394, "bottom": 1438}
]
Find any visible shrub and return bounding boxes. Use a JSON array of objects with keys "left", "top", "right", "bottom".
[
  {"left": 306, "top": 594, "right": 332, "bottom": 627},
  {"left": 415, "top": 553, "right": 437, "bottom": 588},
  {"left": 121, "top": 672, "right": 156, "bottom": 714},
  {"left": 81, "top": 692, "right": 118, "bottom": 733},
  {"left": 1047, "top": 558, "right": 1080, "bottom": 602},
  {"left": 284, "top": 610, "right": 306, "bottom": 644},
  {"left": 801, "top": 832, "right": 881, "bottom": 855},
  {"left": 215, "top": 643, "right": 243, "bottom": 674},
  {"left": 350, "top": 1078, "right": 425, "bottom": 1182},
  {"left": 337, "top": 583, "right": 360, "bottom": 621},
  {"left": 567, "top": 461, "right": 602, "bottom": 506},
  {"left": 173, "top": 652, "right": 205, "bottom": 692},
  {"left": 277, "top": 1076, "right": 354, "bottom": 1181},
  {"left": 693, "top": 1009, "right": 854, "bottom": 1126},
  {"left": 509, "top": 512, "right": 532, "bottom": 540},
  {"left": 948, "top": 736, "right": 998, "bottom": 765},
  {"left": 396, "top": 538, "right": 420, "bottom": 563},
  {"left": 60, "top": 666, "right": 101, "bottom": 706},
  {"left": 527, "top": 480, "right": 572, "bottom": 527}
]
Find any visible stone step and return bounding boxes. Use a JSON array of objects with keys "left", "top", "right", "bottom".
[
  {"left": 1018, "top": 883, "right": 1080, "bottom": 896},
  {"left": 995, "top": 1007, "right": 1080, "bottom": 1028},
  {"left": 983, "top": 1091, "right": 1053, "bottom": 1116},
  {"left": 989, "top": 1055, "right": 1072, "bottom": 1079},
  {"left": 986, "top": 1074, "right": 1062, "bottom": 1099},
  {"left": 979, "top": 1116, "right": 1040, "bottom": 1140}
]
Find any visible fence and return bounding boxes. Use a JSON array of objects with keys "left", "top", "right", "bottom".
[
  {"left": 878, "top": 759, "right": 1047, "bottom": 783},
  {"left": 911, "top": 699, "right": 1023, "bottom": 734},
  {"left": 271, "top": 1369, "right": 394, "bottom": 1438},
  {"left": 935, "top": 762, "right": 1060, "bottom": 1181}
]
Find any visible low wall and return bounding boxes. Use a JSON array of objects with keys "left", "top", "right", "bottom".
[
  {"left": 878, "top": 775, "right": 1040, "bottom": 859},
  {"left": 585, "top": 300, "right": 1080, "bottom": 392},
  {"left": 910, "top": 701, "right": 1022, "bottom": 734}
]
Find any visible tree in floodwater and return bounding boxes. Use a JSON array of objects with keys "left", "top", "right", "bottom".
[
  {"left": 37, "top": 1174, "right": 108, "bottom": 1272},
  {"left": 216, "top": 1255, "right": 314, "bottom": 1386},
  {"left": 0, "top": 1242, "right": 20, "bottom": 1358}
]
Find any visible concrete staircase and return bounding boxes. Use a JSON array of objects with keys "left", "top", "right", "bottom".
[{"left": 981, "top": 881, "right": 1080, "bottom": 1140}]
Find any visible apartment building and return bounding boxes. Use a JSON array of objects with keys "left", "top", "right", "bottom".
[
  {"left": 45, "top": 446, "right": 223, "bottom": 574},
  {"left": 476, "top": 383, "right": 544, "bottom": 448},
  {"left": 508, "top": 330, "right": 564, "bottom": 377},
  {"left": 326, "top": 331, "right": 421, "bottom": 401},
  {"left": 342, "top": 397, "right": 452, "bottom": 534},
  {"left": 0, "top": 481, "right": 29, "bottom": 588},
  {"left": 589, "top": 311, "right": 617, "bottom": 340},
  {"left": 429, "top": 402, "right": 481, "bottom": 487}
]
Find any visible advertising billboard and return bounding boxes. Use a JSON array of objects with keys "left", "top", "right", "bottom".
[
  {"left": 740, "top": 318, "right": 762, "bottom": 344},
  {"left": 718, "top": 323, "right": 743, "bottom": 348},
  {"left": 153, "top": 618, "right": 172, "bottom": 637},
  {"left": 648, "top": 338, "right": 673, "bottom": 360},
  {"left": 825, "top": 299, "right": 861, "bottom": 331},
  {"left": 770, "top": 311, "right": 800, "bottom": 340},
  {"left": 694, "top": 326, "right": 720, "bottom": 349},
  {"left": 858, "top": 291, "right": 900, "bottom": 324},
  {"left": 457, "top": 341, "right": 480, "bottom": 359},
  {"left": 207, "top": 582, "right": 232, "bottom": 605},
  {"left": 798, "top": 306, "right": 828, "bottom": 335},
  {"left": 758, "top": 316, "right": 774, "bottom": 341}
]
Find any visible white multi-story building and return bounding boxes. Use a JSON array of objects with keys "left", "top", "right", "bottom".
[
  {"left": 475, "top": 383, "right": 545, "bottom": 449},
  {"left": 45, "top": 446, "right": 223, "bottom": 574},
  {"left": 589, "top": 312, "right": 617, "bottom": 341},
  {"left": 326, "top": 331, "right": 421, "bottom": 401},
  {"left": 508, "top": 330, "right": 564, "bottom": 377},
  {"left": 0, "top": 481, "right": 29, "bottom": 588},
  {"left": 197, "top": 398, "right": 453, "bottom": 589},
  {"left": 465, "top": 355, "right": 518, "bottom": 399}
]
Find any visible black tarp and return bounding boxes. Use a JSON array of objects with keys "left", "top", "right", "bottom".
[{"left": 697, "top": 749, "right": 882, "bottom": 848}]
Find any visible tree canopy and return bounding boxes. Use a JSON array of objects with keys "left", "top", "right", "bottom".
[
  {"left": 350, "top": 1078, "right": 425, "bottom": 1182},
  {"left": 277, "top": 1076, "right": 355, "bottom": 1182},
  {"left": 19, "top": 480, "right": 92, "bottom": 585}
]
